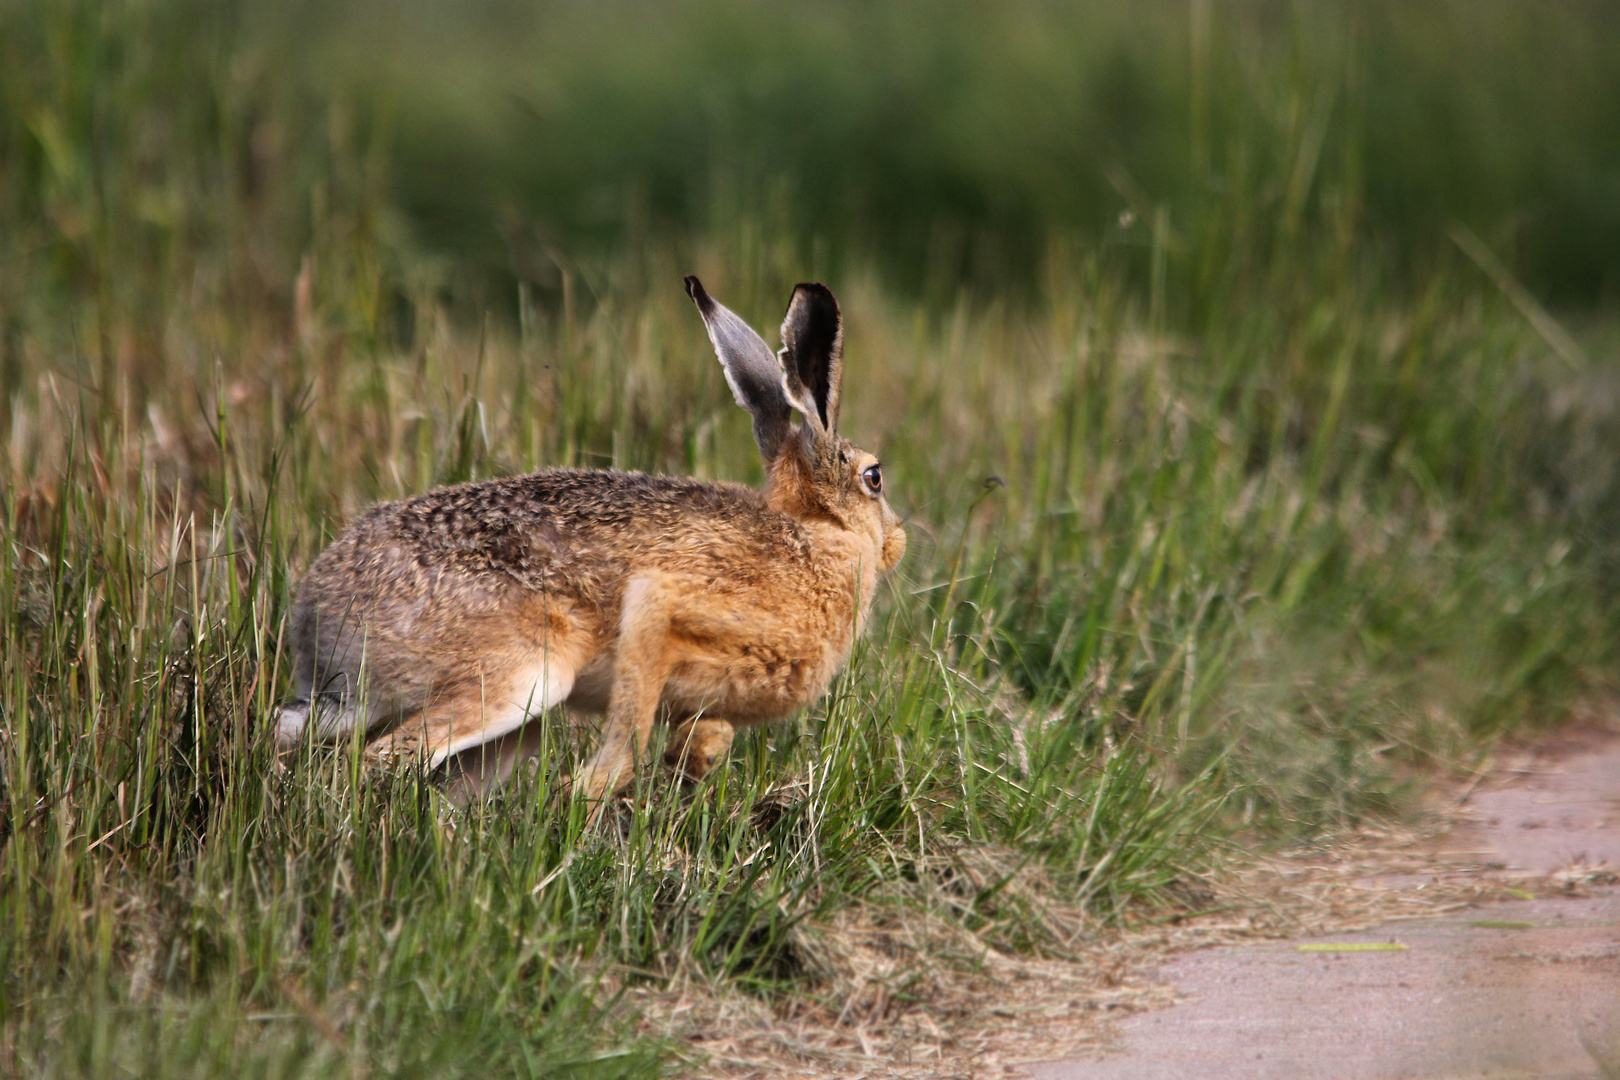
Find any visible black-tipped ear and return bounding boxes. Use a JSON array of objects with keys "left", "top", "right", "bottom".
[
  {"left": 778, "top": 282, "right": 842, "bottom": 437},
  {"left": 685, "top": 275, "right": 793, "bottom": 462}
]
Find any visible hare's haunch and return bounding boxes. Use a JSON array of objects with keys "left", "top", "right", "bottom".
[{"left": 277, "top": 278, "right": 906, "bottom": 803}]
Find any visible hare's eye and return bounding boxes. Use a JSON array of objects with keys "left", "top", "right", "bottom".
[{"left": 861, "top": 463, "right": 883, "bottom": 496}]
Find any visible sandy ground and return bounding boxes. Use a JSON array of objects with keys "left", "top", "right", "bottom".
[{"left": 1024, "top": 725, "right": 1620, "bottom": 1080}]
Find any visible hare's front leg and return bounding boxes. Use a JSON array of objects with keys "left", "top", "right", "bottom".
[
  {"left": 664, "top": 716, "right": 735, "bottom": 781},
  {"left": 574, "top": 574, "right": 678, "bottom": 802}
]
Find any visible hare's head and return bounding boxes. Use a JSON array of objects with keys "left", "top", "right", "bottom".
[{"left": 686, "top": 276, "right": 906, "bottom": 573}]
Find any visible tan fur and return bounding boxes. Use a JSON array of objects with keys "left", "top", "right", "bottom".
[{"left": 278, "top": 279, "right": 905, "bottom": 804}]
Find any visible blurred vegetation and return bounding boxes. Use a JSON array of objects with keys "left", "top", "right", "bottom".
[
  {"left": 337, "top": 0, "right": 1620, "bottom": 306},
  {"left": 3, "top": 0, "right": 1620, "bottom": 1074},
  {"left": 6, "top": 0, "right": 1620, "bottom": 324}
]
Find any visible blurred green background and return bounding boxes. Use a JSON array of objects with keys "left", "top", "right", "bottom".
[{"left": 5, "top": 0, "right": 1619, "bottom": 330}]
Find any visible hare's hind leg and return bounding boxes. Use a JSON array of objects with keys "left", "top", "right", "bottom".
[
  {"left": 439, "top": 719, "right": 559, "bottom": 804},
  {"left": 366, "top": 653, "right": 578, "bottom": 775}
]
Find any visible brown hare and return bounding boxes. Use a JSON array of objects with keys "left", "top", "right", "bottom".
[{"left": 277, "top": 277, "right": 906, "bottom": 803}]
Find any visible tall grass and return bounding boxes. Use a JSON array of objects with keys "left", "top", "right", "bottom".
[
  {"left": 5, "top": 241, "right": 1615, "bottom": 1072},
  {"left": 4, "top": 0, "right": 1620, "bottom": 1074},
  {"left": 0, "top": 263, "right": 1236, "bottom": 1074}
]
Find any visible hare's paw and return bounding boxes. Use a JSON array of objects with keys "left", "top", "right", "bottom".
[{"left": 664, "top": 717, "right": 735, "bottom": 782}]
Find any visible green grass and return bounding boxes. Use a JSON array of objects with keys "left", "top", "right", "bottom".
[
  {"left": 4, "top": 0, "right": 1620, "bottom": 1075},
  {"left": 4, "top": 243, "right": 1615, "bottom": 1073},
  {"left": 0, "top": 267, "right": 1236, "bottom": 1072}
]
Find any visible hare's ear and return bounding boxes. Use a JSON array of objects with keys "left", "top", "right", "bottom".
[
  {"left": 685, "top": 275, "right": 793, "bottom": 462},
  {"left": 778, "top": 283, "right": 842, "bottom": 440}
]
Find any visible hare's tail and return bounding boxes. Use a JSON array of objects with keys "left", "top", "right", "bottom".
[{"left": 276, "top": 694, "right": 365, "bottom": 749}]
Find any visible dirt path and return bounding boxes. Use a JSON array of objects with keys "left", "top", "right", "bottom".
[{"left": 1026, "top": 726, "right": 1620, "bottom": 1080}]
